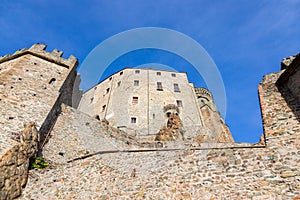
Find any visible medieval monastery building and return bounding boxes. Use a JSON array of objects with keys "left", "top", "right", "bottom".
[
  {"left": 0, "top": 44, "right": 299, "bottom": 199},
  {"left": 78, "top": 68, "right": 233, "bottom": 142}
]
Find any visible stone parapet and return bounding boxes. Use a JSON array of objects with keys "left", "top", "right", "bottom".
[{"left": 0, "top": 44, "right": 77, "bottom": 69}]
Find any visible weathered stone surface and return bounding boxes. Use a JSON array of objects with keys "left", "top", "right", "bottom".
[
  {"left": 155, "top": 112, "right": 184, "bottom": 141},
  {"left": 0, "top": 44, "right": 79, "bottom": 200},
  {"left": 0, "top": 122, "right": 39, "bottom": 200},
  {"left": 0, "top": 45, "right": 299, "bottom": 199},
  {"left": 20, "top": 56, "right": 300, "bottom": 199}
]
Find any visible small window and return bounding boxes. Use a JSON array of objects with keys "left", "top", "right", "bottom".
[
  {"left": 90, "top": 97, "right": 94, "bottom": 104},
  {"left": 176, "top": 100, "right": 183, "bottom": 107},
  {"left": 174, "top": 84, "right": 180, "bottom": 92},
  {"left": 49, "top": 78, "right": 56, "bottom": 85},
  {"left": 120, "top": 71, "right": 123, "bottom": 75},
  {"left": 132, "top": 97, "right": 138, "bottom": 104},
  {"left": 102, "top": 105, "right": 106, "bottom": 112},
  {"left": 171, "top": 73, "right": 176, "bottom": 77},
  {"left": 157, "top": 72, "right": 161, "bottom": 76},
  {"left": 157, "top": 82, "right": 163, "bottom": 91},
  {"left": 166, "top": 112, "right": 171, "bottom": 118},
  {"left": 135, "top": 70, "right": 140, "bottom": 74},
  {"left": 109, "top": 77, "right": 112, "bottom": 81},
  {"left": 94, "top": 87, "right": 97, "bottom": 90},
  {"left": 117, "top": 81, "right": 121, "bottom": 87},
  {"left": 134, "top": 80, "right": 139, "bottom": 86},
  {"left": 131, "top": 117, "right": 137, "bottom": 124},
  {"left": 106, "top": 88, "right": 110, "bottom": 94}
]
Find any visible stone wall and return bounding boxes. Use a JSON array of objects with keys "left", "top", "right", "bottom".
[
  {"left": 20, "top": 57, "right": 300, "bottom": 199},
  {"left": 200, "top": 105, "right": 234, "bottom": 143},
  {"left": 0, "top": 123, "right": 39, "bottom": 199},
  {"left": 277, "top": 53, "right": 300, "bottom": 102},
  {"left": 0, "top": 44, "right": 78, "bottom": 199}
]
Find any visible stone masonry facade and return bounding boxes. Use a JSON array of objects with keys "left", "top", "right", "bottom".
[
  {"left": 0, "top": 44, "right": 78, "bottom": 199},
  {"left": 0, "top": 44, "right": 299, "bottom": 199},
  {"left": 78, "top": 68, "right": 233, "bottom": 143}
]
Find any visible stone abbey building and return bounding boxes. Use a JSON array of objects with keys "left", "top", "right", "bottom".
[
  {"left": 0, "top": 44, "right": 299, "bottom": 199},
  {"left": 78, "top": 68, "right": 233, "bottom": 142}
]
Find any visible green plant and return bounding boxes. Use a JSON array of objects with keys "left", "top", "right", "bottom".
[{"left": 29, "top": 157, "right": 49, "bottom": 169}]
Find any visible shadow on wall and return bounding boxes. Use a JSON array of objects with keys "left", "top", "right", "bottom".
[{"left": 276, "top": 53, "right": 300, "bottom": 123}]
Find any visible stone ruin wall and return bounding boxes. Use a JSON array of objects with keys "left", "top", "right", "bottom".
[
  {"left": 0, "top": 44, "right": 78, "bottom": 199},
  {"left": 20, "top": 53, "right": 300, "bottom": 199},
  {"left": 0, "top": 44, "right": 299, "bottom": 199}
]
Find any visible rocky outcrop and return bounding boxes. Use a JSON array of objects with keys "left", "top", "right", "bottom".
[
  {"left": 0, "top": 122, "right": 39, "bottom": 199},
  {"left": 155, "top": 113, "right": 184, "bottom": 141}
]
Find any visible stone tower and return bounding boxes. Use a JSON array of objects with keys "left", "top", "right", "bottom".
[
  {"left": 0, "top": 44, "right": 78, "bottom": 198},
  {"left": 195, "top": 87, "right": 234, "bottom": 142}
]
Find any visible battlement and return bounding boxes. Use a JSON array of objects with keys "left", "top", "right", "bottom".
[
  {"left": 194, "top": 87, "right": 213, "bottom": 99},
  {"left": 0, "top": 43, "right": 77, "bottom": 69},
  {"left": 281, "top": 54, "right": 297, "bottom": 70}
]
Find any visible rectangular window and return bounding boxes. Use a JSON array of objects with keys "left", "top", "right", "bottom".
[
  {"left": 102, "top": 105, "right": 106, "bottom": 112},
  {"left": 171, "top": 73, "right": 176, "bottom": 77},
  {"left": 134, "top": 80, "right": 139, "bottom": 86},
  {"left": 131, "top": 117, "right": 137, "bottom": 124},
  {"left": 157, "top": 82, "right": 163, "bottom": 91},
  {"left": 135, "top": 70, "right": 140, "bottom": 74},
  {"left": 132, "top": 96, "right": 138, "bottom": 104},
  {"left": 174, "top": 83, "right": 180, "bottom": 92},
  {"left": 176, "top": 100, "right": 183, "bottom": 107},
  {"left": 157, "top": 72, "right": 161, "bottom": 76}
]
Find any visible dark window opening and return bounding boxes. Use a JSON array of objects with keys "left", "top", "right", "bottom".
[
  {"left": 135, "top": 70, "right": 140, "bottom": 74},
  {"left": 131, "top": 117, "right": 137, "bottom": 124},
  {"left": 109, "top": 77, "right": 112, "bottom": 81},
  {"left": 153, "top": 113, "right": 155, "bottom": 119},
  {"left": 106, "top": 88, "right": 110, "bottom": 94},
  {"left": 90, "top": 97, "right": 94, "bottom": 103},
  {"left": 132, "top": 97, "right": 138, "bottom": 104},
  {"left": 174, "top": 84, "right": 180, "bottom": 92},
  {"left": 49, "top": 78, "right": 56, "bottom": 85},
  {"left": 120, "top": 71, "right": 123, "bottom": 75},
  {"left": 102, "top": 105, "right": 106, "bottom": 112},
  {"left": 157, "top": 82, "right": 163, "bottom": 91},
  {"left": 157, "top": 72, "right": 161, "bottom": 76},
  {"left": 134, "top": 80, "right": 139, "bottom": 86},
  {"left": 167, "top": 112, "right": 171, "bottom": 118},
  {"left": 117, "top": 81, "right": 121, "bottom": 87},
  {"left": 176, "top": 100, "right": 183, "bottom": 107},
  {"left": 95, "top": 115, "right": 100, "bottom": 120},
  {"left": 171, "top": 73, "right": 176, "bottom": 77}
]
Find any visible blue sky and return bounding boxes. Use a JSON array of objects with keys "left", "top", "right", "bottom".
[{"left": 0, "top": 0, "right": 299, "bottom": 143}]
